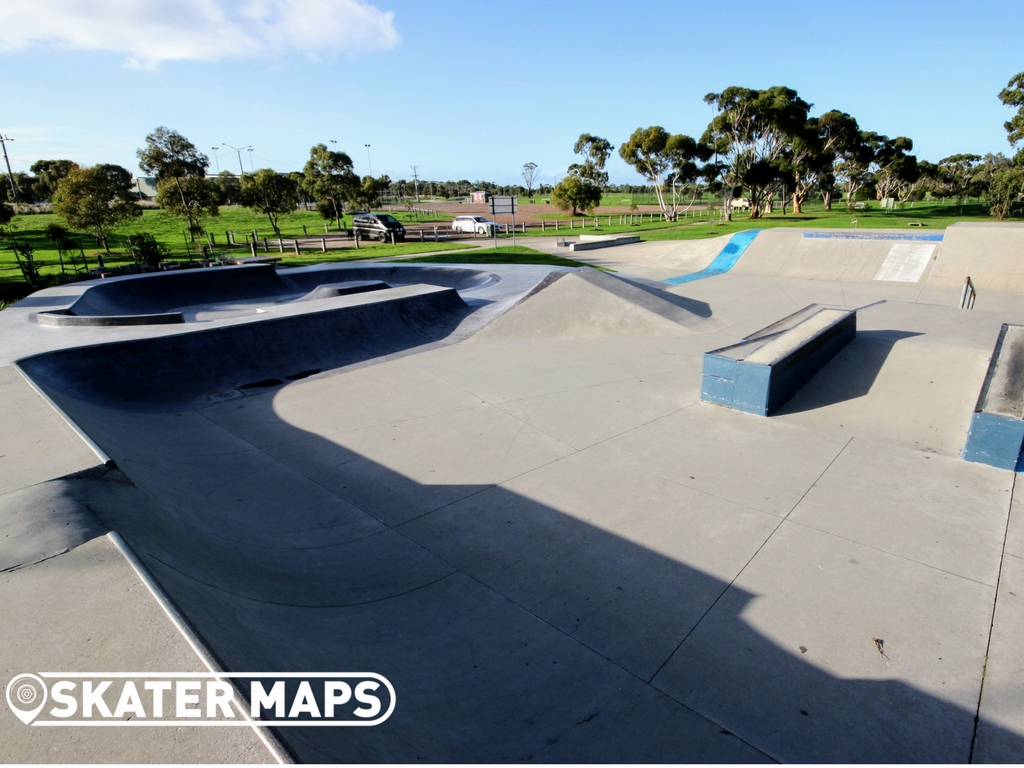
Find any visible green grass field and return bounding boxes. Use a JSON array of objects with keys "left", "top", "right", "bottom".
[
  {"left": 517, "top": 201, "right": 997, "bottom": 240},
  {"left": 0, "top": 207, "right": 465, "bottom": 302}
]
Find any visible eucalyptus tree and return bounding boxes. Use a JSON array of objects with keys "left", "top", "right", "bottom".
[
  {"left": 810, "top": 111, "right": 862, "bottom": 210},
  {"left": 552, "top": 133, "right": 613, "bottom": 216},
  {"left": 137, "top": 127, "right": 217, "bottom": 239},
  {"left": 618, "top": 126, "right": 712, "bottom": 220},
  {"left": 867, "top": 134, "right": 918, "bottom": 202},
  {"left": 52, "top": 164, "right": 141, "bottom": 252},
  {"left": 569, "top": 134, "right": 614, "bottom": 186},
  {"left": 702, "top": 86, "right": 812, "bottom": 219},
  {"left": 239, "top": 169, "right": 298, "bottom": 237},
  {"left": 302, "top": 143, "right": 357, "bottom": 230},
  {"left": 29, "top": 159, "right": 78, "bottom": 201},
  {"left": 989, "top": 72, "right": 1024, "bottom": 219},
  {"left": 521, "top": 162, "right": 538, "bottom": 199},
  {"left": 998, "top": 71, "right": 1024, "bottom": 161},
  {"left": 937, "top": 154, "right": 984, "bottom": 199},
  {"left": 551, "top": 174, "right": 601, "bottom": 216}
]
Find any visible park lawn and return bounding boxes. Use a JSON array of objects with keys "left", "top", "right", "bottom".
[
  {"left": 631, "top": 201, "right": 996, "bottom": 241},
  {"left": 510, "top": 201, "right": 999, "bottom": 242},
  {"left": 520, "top": 216, "right": 695, "bottom": 236},
  {"left": 0, "top": 208, "right": 473, "bottom": 302},
  {"left": 114, "top": 206, "right": 452, "bottom": 244},
  {"left": 276, "top": 241, "right": 472, "bottom": 268},
  {"left": 394, "top": 245, "right": 606, "bottom": 270}
]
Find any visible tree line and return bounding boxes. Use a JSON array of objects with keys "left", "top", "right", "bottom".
[{"left": 548, "top": 78, "right": 1024, "bottom": 221}]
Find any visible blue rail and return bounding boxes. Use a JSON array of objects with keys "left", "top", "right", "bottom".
[{"left": 663, "top": 229, "right": 761, "bottom": 285}]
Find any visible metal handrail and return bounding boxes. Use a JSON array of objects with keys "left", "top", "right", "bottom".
[{"left": 960, "top": 276, "right": 976, "bottom": 309}]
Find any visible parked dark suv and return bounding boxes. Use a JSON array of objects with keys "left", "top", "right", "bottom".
[{"left": 352, "top": 213, "right": 406, "bottom": 242}]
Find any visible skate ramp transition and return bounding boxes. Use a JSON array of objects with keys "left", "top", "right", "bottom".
[
  {"left": 36, "top": 263, "right": 497, "bottom": 325},
  {"left": 927, "top": 222, "right": 1024, "bottom": 294},
  {"left": 468, "top": 268, "right": 724, "bottom": 341},
  {"left": 19, "top": 282, "right": 471, "bottom": 411}
]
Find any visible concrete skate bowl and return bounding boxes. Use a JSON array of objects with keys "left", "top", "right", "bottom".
[
  {"left": 35, "top": 263, "right": 498, "bottom": 326},
  {"left": 19, "top": 282, "right": 472, "bottom": 411},
  {"left": 468, "top": 268, "right": 724, "bottom": 341}
]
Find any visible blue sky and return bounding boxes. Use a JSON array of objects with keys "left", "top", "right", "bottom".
[{"left": 2, "top": 0, "right": 1022, "bottom": 186}]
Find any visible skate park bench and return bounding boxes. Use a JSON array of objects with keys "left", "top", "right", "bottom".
[
  {"left": 963, "top": 323, "right": 1024, "bottom": 469},
  {"left": 701, "top": 304, "right": 857, "bottom": 416}
]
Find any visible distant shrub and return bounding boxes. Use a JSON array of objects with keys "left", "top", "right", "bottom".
[{"left": 127, "top": 233, "right": 170, "bottom": 268}]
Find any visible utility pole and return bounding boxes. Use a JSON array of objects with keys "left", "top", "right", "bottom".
[
  {"left": 410, "top": 165, "right": 419, "bottom": 202},
  {"left": 1, "top": 134, "right": 18, "bottom": 203}
]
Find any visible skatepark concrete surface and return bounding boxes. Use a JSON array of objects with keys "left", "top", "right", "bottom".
[{"left": 2, "top": 225, "right": 1024, "bottom": 762}]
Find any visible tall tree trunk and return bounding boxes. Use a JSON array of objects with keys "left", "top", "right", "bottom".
[{"left": 823, "top": 189, "right": 833, "bottom": 211}]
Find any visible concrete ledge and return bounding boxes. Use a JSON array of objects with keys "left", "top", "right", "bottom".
[
  {"left": 701, "top": 305, "right": 857, "bottom": 416},
  {"left": 294, "top": 280, "right": 390, "bottom": 302},
  {"left": 963, "top": 323, "right": 1024, "bottom": 469},
  {"left": 569, "top": 235, "right": 641, "bottom": 251}
]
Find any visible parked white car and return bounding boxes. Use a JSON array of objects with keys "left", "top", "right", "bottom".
[{"left": 452, "top": 215, "right": 499, "bottom": 234}]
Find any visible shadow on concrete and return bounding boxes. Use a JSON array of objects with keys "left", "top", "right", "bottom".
[
  {"left": 618, "top": 275, "right": 716, "bottom": 319},
  {"left": 26, "top": 375, "right": 1021, "bottom": 764},
  {"left": 773, "top": 330, "right": 923, "bottom": 415}
]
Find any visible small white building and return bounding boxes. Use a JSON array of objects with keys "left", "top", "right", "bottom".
[{"left": 470, "top": 190, "right": 490, "bottom": 204}]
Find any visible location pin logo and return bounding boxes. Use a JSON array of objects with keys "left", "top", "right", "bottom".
[{"left": 5, "top": 674, "right": 47, "bottom": 725}]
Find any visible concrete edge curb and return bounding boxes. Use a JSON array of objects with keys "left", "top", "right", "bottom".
[{"left": 106, "top": 531, "right": 293, "bottom": 764}]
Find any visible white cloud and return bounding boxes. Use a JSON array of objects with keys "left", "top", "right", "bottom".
[{"left": 0, "top": 0, "right": 399, "bottom": 67}]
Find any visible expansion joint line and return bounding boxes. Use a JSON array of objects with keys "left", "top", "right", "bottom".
[
  {"left": 968, "top": 469, "right": 1017, "bottom": 763},
  {"left": 450, "top": 567, "right": 777, "bottom": 763},
  {"left": 646, "top": 435, "right": 855, "bottom": 685}
]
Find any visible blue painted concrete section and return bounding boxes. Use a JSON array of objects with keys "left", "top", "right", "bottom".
[
  {"left": 802, "top": 231, "right": 944, "bottom": 242},
  {"left": 663, "top": 229, "right": 762, "bottom": 285},
  {"left": 963, "top": 411, "right": 1024, "bottom": 470},
  {"left": 701, "top": 354, "right": 772, "bottom": 415}
]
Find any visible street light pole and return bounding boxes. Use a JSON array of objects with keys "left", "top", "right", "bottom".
[
  {"left": 247, "top": 148, "right": 255, "bottom": 174},
  {"left": 222, "top": 142, "right": 251, "bottom": 175},
  {"left": 365, "top": 144, "right": 372, "bottom": 177},
  {"left": 211, "top": 146, "right": 221, "bottom": 174}
]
